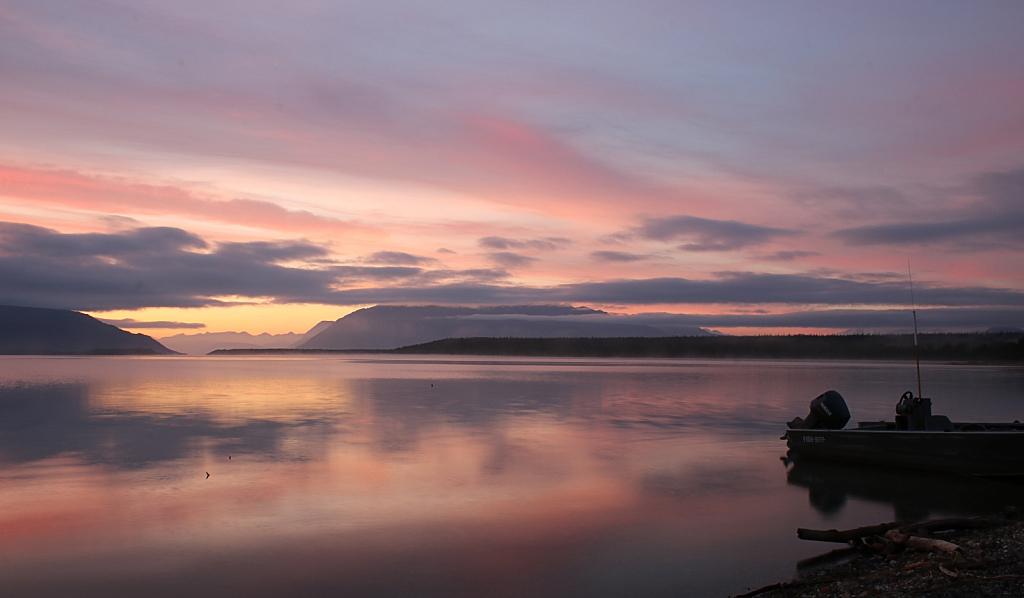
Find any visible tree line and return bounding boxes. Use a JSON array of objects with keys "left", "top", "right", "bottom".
[{"left": 391, "top": 333, "right": 1024, "bottom": 362}]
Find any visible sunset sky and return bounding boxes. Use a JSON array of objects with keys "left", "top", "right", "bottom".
[{"left": 1, "top": 0, "right": 1022, "bottom": 336}]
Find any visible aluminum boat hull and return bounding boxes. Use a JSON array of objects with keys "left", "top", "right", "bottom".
[{"left": 784, "top": 424, "right": 1024, "bottom": 477}]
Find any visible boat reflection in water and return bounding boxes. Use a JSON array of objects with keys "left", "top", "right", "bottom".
[{"left": 785, "top": 453, "right": 1024, "bottom": 522}]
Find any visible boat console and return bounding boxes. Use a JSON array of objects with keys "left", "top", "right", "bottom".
[{"left": 894, "top": 391, "right": 953, "bottom": 431}]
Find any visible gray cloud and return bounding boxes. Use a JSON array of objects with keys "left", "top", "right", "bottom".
[
  {"left": 217, "top": 240, "right": 330, "bottom": 262},
  {"left": 99, "top": 318, "right": 206, "bottom": 329},
  {"left": 558, "top": 273, "right": 1024, "bottom": 307},
  {"left": 836, "top": 166, "right": 1024, "bottom": 249},
  {"left": 597, "top": 232, "right": 634, "bottom": 245},
  {"left": 971, "top": 167, "right": 1024, "bottom": 213},
  {"left": 795, "top": 186, "right": 914, "bottom": 214},
  {"left": 0, "top": 223, "right": 399, "bottom": 310},
  {"left": 636, "top": 216, "right": 799, "bottom": 251},
  {"left": 613, "top": 308, "right": 1024, "bottom": 332},
  {"left": 317, "top": 272, "right": 1024, "bottom": 310},
  {"left": 3, "top": 223, "right": 1021, "bottom": 329},
  {"left": 332, "top": 266, "right": 424, "bottom": 280},
  {"left": 837, "top": 214, "right": 1024, "bottom": 248},
  {"left": 487, "top": 252, "right": 538, "bottom": 268},
  {"left": 412, "top": 268, "right": 510, "bottom": 284},
  {"left": 98, "top": 215, "right": 144, "bottom": 230},
  {"left": 0, "top": 222, "right": 505, "bottom": 310},
  {"left": 590, "top": 251, "right": 647, "bottom": 262},
  {"left": 0, "top": 222, "right": 208, "bottom": 259},
  {"left": 761, "top": 250, "right": 820, "bottom": 261},
  {"left": 363, "top": 251, "right": 437, "bottom": 266},
  {"left": 478, "top": 236, "right": 570, "bottom": 251}
]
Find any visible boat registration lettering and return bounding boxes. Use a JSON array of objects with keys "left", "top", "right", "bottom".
[{"left": 803, "top": 436, "right": 825, "bottom": 443}]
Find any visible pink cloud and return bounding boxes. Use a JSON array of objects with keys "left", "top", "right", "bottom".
[{"left": 0, "top": 164, "right": 375, "bottom": 236}]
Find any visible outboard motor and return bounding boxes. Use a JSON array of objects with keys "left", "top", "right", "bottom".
[{"left": 788, "top": 390, "right": 850, "bottom": 430}]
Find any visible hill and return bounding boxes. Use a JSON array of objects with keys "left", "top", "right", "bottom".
[
  {"left": 0, "top": 305, "right": 177, "bottom": 355},
  {"left": 298, "top": 305, "right": 714, "bottom": 350}
]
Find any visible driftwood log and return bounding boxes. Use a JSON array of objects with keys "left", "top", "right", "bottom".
[
  {"left": 731, "top": 512, "right": 1023, "bottom": 598},
  {"left": 883, "top": 529, "right": 960, "bottom": 553},
  {"left": 797, "top": 521, "right": 905, "bottom": 543},
  {"left": 797, "top": 516, "right": 1015, "bottom": 544}
]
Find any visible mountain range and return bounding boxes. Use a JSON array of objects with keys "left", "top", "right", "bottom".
[
  {"left": 0, "top": 305, "right": 177, "bottom": 355},
  {"left": 158, "top": 321, "right": 333, "bottom": 355},
  {"left": 297, "top": 305, "right": 715, "bottom": 351},
  {"left": 0, "top": 304, "right": 715, "bottom": 355}
]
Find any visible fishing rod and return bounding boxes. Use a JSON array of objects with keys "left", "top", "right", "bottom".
[{"left": 908, "top": 261, "right": 922, "bottom": 399}]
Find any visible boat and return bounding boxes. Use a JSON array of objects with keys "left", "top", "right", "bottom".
[
  {"left": 786, "top": 265, "right": 1024, "bottom": 477},
  {"left": 783, "top": 390, "right": 1024, "bottom": 477}
]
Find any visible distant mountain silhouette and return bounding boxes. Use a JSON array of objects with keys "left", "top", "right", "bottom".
[
  {"left": 158, "top": 321, "right": 336, "bottom": 355},
  {"left": 0, "top": 305, "right": 177, "bottom": 355},
  {"left": 987, "top": 326, "right": 1024, "bottom": 334},
  {"left": 159, "top": 330, "right": 303, "bottom": 355},
  {"left": 292, "top": 320, "right": 334, "bottom": 346},
  {"left": 298, "top": 305, "right": 714, "bottom": 350}
]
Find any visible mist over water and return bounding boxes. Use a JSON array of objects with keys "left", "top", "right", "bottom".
[{"left": 1, "top": 356, "right": 1023, "bottom": 597}]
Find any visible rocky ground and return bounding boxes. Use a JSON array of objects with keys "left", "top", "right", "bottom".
[{"left": 735, "top": 520, "right": 1024, "bottom": 598}]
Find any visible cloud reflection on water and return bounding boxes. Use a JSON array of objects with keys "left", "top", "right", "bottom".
[
  {"left": 0, "top": 383, "right": 292, "bottom": 467},
  {"left": 1, "top": 357, "right": 1023, "bottom": 597}
]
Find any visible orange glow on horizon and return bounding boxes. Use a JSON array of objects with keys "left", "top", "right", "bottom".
[{"left": 88, "top": 304, "right": 354, "bottom": 337}]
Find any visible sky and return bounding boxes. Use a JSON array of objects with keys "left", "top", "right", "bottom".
[{"left": 1, "top": 0, "right": 1022, "bottom": 336}]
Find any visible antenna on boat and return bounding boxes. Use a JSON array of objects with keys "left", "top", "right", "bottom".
[{"left": 908, "top": 261, "right": 922, "bottom": 398}]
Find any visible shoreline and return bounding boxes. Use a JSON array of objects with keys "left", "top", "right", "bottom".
[
  {"left": 203, "top": 346, "right": 1023, "bottom": 366},
  {"left": 736, "top": 519, "right": 1024, "bottom": 598},
  {"left": 205, "top": 333, "right": 1024, "bottom": 362}
]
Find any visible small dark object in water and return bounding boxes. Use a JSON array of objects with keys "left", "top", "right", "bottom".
[
  {"left": 206, "top": 472, "right": 210, "bottom": 478},
  {"left": 229, "top": 455, "right": 231, "bottom": 459}
]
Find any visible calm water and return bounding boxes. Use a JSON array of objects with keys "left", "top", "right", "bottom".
[{"left": 2, "top": 356, "right": 1023, "bottom": 598}]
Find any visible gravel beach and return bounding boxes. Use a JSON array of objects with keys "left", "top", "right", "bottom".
[{"left": 735, "top": 520, "right": 1024, "bottom": 598}]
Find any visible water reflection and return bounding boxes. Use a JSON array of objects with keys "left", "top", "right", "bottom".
[
  {"left": 0, "top": 356, "right": 1022, "bottom": 597},
  {"left": 786, "top": 455, "right": 1024, "bottom": 521},
  {"left": 0, "top": 382, "right": 298, "bottom": 467}
]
